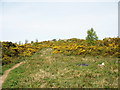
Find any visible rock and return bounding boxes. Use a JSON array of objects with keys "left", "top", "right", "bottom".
[{"left": 98, "top": 62, "right": 105, "bottom": 67}]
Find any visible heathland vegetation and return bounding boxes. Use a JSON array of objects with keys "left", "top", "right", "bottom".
[{"left": 0, "top": 28, "right": 119, "bottom": 88}]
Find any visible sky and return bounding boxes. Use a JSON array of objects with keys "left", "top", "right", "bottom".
[{"left": 0, "top": 0, "right": 119, "bottom": 43}]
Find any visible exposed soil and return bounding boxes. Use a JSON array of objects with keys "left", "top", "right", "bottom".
[{"left": 0, "top": 61, "right": 25, "bottom": 88}]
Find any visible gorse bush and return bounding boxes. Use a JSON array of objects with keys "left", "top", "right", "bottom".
[
  {"left": 52, "top": 37, "right": 120, "bottom": 57},
  {"left": 1, "top": 41, "right": 50, "bottom": 65},
  {"left": 1, "top": 37, "right": 120, "bottom": 65}
]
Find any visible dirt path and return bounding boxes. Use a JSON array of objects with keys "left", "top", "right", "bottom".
[{"left": 0, "top": 61, "right": 25, "bottom": 88}]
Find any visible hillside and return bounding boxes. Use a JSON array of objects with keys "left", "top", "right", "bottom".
[
  {"left": 1, "top": 37, "right": 120, "bottom": 88},
  {"left": 2, "top": 47, "right": 119, "bottom": 88}
]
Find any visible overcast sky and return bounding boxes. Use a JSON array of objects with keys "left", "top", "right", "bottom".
[{"left": 0, "top": 0, "right": 119, "bottom": 43}]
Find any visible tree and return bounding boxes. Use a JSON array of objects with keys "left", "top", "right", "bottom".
[
  {"left": 25, "top": 40, "right": 28, "bottom": 44},
  {"left": 19, "top": 41, "right": 21, "bottom": 45},
  {"left": 31, "top": 41, "right": 34, "bottom": 43},
  {"left": 35, "top": 39, "right": 38, "bottom": 43},
  {"left": 86, "top": 28, "right": 98, "bottom": 45},
  {"left": 52, "top": 39, "right": 57, "bottom": 41}
]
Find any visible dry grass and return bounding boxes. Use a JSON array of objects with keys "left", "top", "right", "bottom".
[{"left": 2, "top": 48, "right": 119, "bottom": 88}]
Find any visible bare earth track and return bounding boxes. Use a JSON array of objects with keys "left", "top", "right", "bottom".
[{"left": 0, "top": 61, "right": 25, "bottom": 88}]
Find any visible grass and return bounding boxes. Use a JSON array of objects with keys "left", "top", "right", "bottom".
[
  {"left": 2, "top": 48, "right": 119, "bottom": 88},
  {"left": 1, "top": 57, "right": 29, "bottom": 75}
]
